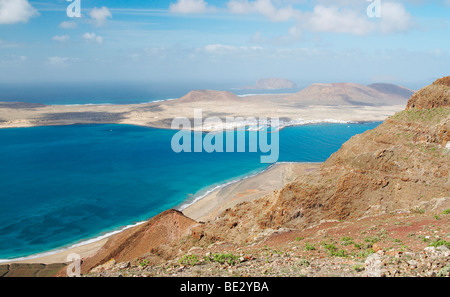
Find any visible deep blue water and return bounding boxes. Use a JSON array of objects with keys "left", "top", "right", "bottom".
[
  {"left": 0, "top": 82, "right": 301, "bottom": 105},
  {"left": 0, "top": 122, "right": 380, "bottom": 260}
]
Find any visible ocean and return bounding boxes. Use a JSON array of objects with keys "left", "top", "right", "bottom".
[
  {"left": 0, "top": 82, "right": 303, "bottom": 105},
  {"left": 0, "top": 122, "right": 381, "bottom": 261}
]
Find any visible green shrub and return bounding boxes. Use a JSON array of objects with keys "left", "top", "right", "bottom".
[
  {"left": 139, "top": 259, "right": 150, "bottom": 267},
  {"left": 304, "top": 243, "right": 316, "bottom": 251},
  {"left": 410, "top": 208, "right": 425, "bottom": 214},
  {"left": 179, "top": 254, "right": 200, "bottom": 266},
  {"left": 206, "top": 253, "right": 240, "bottom": 266},
  {"left": 341, "top": 237, "right": 355, "bottom": 246},
  {"left": 353, "top": 264, "right": 365, "bottom": 272},
  {"left": 428, "top": 239, "right": 450, "bottom": 249},
  {"left": 364, "top": 236, "right": 380, "bottom": 244}
]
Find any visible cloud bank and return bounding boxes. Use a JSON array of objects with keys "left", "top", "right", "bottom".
[
  {"left": 169, "top": 0, "right": 414, "bottom": 36},
  {"left": 0, "top": 0, "right": 38, "bottom": 24},
  {"left": 169, "top": 0, "right": 217, "bottom": 14}
]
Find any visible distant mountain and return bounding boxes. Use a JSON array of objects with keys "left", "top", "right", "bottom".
[
  {"left": 255, "top": 78, "right": 297, "bottom": 90},
  {"left": 177, "top": 90, "right": 241, "bottom": 103},
  {"left": 241, "top": 78, "right": 297, "bottom": 90},
  {"left": 286, "top": 82, "right": 412, "bottom": 106},
  {"left": 368, "top": 83, "right": 414, "bottom": 99}
]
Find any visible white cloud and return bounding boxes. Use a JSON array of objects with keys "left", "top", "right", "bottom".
[
  {"left": 83, "top": 32, "right": 103, "bottom": 44},
  {"left": 227, "top": 0, "right": 298, "bottom": 22},
  {"left": 304, "top": 5, "right": 374, "bottom": 35},
  {"left": 288, "top": 25, "right": 302, "bottom": 41},
  {"left": 204, "top": 44, "right": 239, "bottom": 54},
  {"left": 226, "top": 0, "right": 414, "bottom": 36},
  {"left": 0, "top": 0, "right": 39, "bottom": 24},
  {"left": 0, "top": 54, "right": 27, "bottom": 63},
  {"left": 47, "top": 56, "right": 75, "bottom": 67},
  {"left": 169, "top": 0, "right": 217, "bottom": 14},
  {"left": 59, "top": 21, "right": 78, "bottom": 29},
  {"left": 0, "top": 39, "right": 18, "bottom": 48},
  {"left": 379, "top": 2, "right": 413, "bottom": 33},
  {"left": 52, "top": 35, "right": 70, "bottom": 42},
  {"left": 203, "top": 43, "right": 263, "bottom": 55},
  {"left": 89, "top": 6, "right": 112, "bottom": 26}
]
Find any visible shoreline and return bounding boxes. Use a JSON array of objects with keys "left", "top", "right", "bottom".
[
  {"left": 0, "top": 162, "right": 320, "bottom": 265},
  {"left": 0, "top": 91, "right": 407, "bottom": 132},
  {"left": 175, "top": 164, "right": 277, "bottom": 212},
  {"left": 0, "top": 118, "right": 380, "bottom": 133}
]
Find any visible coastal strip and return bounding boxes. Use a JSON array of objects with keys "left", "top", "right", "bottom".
[
  {"left": 0, "top": 162, "right": 320, "bottom": 265},
  {"left": 0, "top": 93, "right": 406, "bottom": 132}
]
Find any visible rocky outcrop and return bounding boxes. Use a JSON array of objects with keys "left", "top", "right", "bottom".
[
  {"left": 202, "top": 77, "right": 449, "bottom": 243},
  {"left": 407, "top": 77, "right": 450, "bottom": 110},
  {"left": 76, "top": 210, "right": 201, "bottom": 274},
  {"left": 77, "top": 77, "right": 450, "bottom": 276}
]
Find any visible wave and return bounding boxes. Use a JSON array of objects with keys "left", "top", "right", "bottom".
[
  {"left": 0, "top": 221, "right": 147, "bottom": 264},
  {"left": 176, "top": 162, "right": 284, "bottom": 211},
  {"left": 57, "top": 98, "right": 179, "bottom": 107}
]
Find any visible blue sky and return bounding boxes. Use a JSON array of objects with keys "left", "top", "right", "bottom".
[{"left": 0, "top": 0, "right": 449, "bottom": 89}]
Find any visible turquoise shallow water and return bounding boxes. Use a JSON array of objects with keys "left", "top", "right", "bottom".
[{"left": 0, "top": 122, "right": 380, "bottom": 260}]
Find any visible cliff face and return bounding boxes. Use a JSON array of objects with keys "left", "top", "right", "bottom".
[
  {"left": 202, "top": 77, "right": 449, "bottom": 243},
  {"left": 407, "top": 77, "right": 450, "bottom": 110},
  {"left": 80, "top": 77, "right": 449, "bottom": 276},
  {"left": 77, "top": 210, "right": 201, "bottom": 274}
]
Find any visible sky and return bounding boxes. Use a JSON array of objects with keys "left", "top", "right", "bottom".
[{"left": 0, "top": 0, "right": 449, "bottom": 89}]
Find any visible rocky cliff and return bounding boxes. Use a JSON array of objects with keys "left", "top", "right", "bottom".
[
  {"left": 75, "top": 210, "right": 202, "bottom": 274},
  {"left": 73, "top": 77, "right": 449, "bottom": 277},
  {"left": 204, "top": 77, "right": 449, "bottom": 242}
]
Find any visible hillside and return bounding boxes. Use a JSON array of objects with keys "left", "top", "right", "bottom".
[
  {"left": 407, "top": 77, "right": 450, "bottom": 110},
  {"left": 368, "top": 83, "right": 415, "bottom": 99},
  {"left": 3, "top": 78, "right": 448, "bottom": 278},
  {"left": 286, "top": 82, "right": 413, "bottom": 106},
  {"left": 72, "top": 210, "right": 201, "bottom": 275},
  {"left": 79, "top": 77, "right": 449, "bottom": 277},
  {"left": 240, "top": 78, "right": 297, "bottom": 90},
  {"left": 204, "top": 78, "right": 449, "bottom": 240},
  {"left": 177, "top": 90, "right": 241, "bottom": 103}
]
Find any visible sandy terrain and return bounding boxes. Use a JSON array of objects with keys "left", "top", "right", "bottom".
[
  {"left": 2, "top": 239, "right": 108, "bottom": 265},
  {"left": 0, "top": 93, "right": 406, "bottom": 131},
  {"left": 182, "top": 162, "right": 321, "bottom": 222}
]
